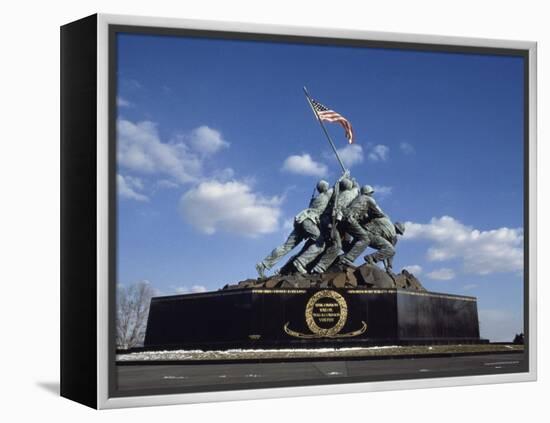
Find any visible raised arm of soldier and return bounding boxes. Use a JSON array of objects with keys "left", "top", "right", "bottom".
[{"left": 339, "top": 169, "right": 351, "bottom": 181}]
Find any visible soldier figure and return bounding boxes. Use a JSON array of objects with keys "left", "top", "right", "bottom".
[
  {"left": 364, "top": 220, "right": 406, "bottom": 271},
  {"left": 255, "top": 180, "right": 332, "bottom": 278},
  {"left": 307, "top": 176, "right": 359, "bottom": 274},
  {"left": 338, "top": 185, "right": 386, "bottom": 266}
]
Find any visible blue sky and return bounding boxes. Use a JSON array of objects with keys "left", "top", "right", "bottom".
[{"left": 116, "top": 32, "right": 525, "bottom": 341}]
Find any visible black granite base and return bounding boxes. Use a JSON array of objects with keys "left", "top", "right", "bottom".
[{"left": 144, "top": 288, "right": 483, "bottom": 350}]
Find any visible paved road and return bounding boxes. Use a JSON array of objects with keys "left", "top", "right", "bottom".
[{"left": 115, "top": 352, "right": 526, "bottom": 396}]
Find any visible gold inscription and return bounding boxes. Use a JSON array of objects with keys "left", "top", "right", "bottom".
[{"left": 284, "top": 290, "right": 367, "bottom": 339}]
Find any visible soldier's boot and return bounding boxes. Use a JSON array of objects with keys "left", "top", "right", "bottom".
[
  {"left": 311, "top": 264, "right": 325, "bottom": 274},
  {"left": 293, "top": 260, "right": 308, "bottom": 275},
  {"left": 367, "top": 238, "right": 395, "bottom": 268},
  {"left": 256, "top": 262, "right": 267, "bottom": 278},
  {"left": 337, "top": 255, "right": 355, "bottom": 267},
  {"left": 312, "top": 242, "right": 340, "bottom": 274}
]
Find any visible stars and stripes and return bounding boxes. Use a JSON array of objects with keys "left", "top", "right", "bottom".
[{"left": 310, "top": 98, "right": 354, "bottom": 144}]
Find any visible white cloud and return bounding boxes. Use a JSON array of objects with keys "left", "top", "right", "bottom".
[
  {"left": 179, "top": 180, "right": 282, "bottom": 236},
  {"left": 403, "top": 216, "right": 523, "bottom": 275},
  {"left": 117, "top": 96, "right": 132, "bottom": 107},
  {"left": 373, "top": 185, "right": 393, "bottom": 198},
  {"left": 117, "top": 174, "right": 148, "bottom": 202},
  {"left": 173, "top": 285, "right": 208, "bottom": 294},
  {"left": 427, "top": 268, "right": 456, "bottom": 281},
  {"left": 403, "top": 265, "right": 422, "bottom": 275},
  {"left": 479, "top": 309, "right": 523, "bottom": 342},
  {"left": 190, "top": 285, "right": 208, "bottom": 293},
  {"left": 368, "top": 144, "right": 389, "bottom": 162},
  {"left": 117, "top": 119, "right": 202, "bottom": 184},
  {"left": 281, "top": 154, "right": 328, "bottom": 177},
  {"left": 189, "top": 126, "right": 229, "bottom": 155},
  {"left": 336, "top": 144, "right": 363, "bottom": 168},
  {"left": 400, "top": 142, "right": 415, "bottom": 155}
]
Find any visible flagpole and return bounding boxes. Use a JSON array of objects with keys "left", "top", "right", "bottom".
[{"left": 303, "top": 86, "right": 347, "bottom": 174}]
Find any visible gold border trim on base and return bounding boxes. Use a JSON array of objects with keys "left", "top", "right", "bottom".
[
  {"left": 248, "top": 288, "right": 475, "bottom": 302},
  {"left": 284, "top": 321, "right": 367, "bottom": 339},
  {"left": 251, "top": 289, "right": 307, "bottom": 294},
  {"left": 347, "top": 289, "right": 477, "bottom": 302}
]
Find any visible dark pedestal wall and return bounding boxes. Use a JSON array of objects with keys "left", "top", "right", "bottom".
[
  {"left": 396, "top": 291, "right": 480, "bottom": 341},
  {"left": 144, "top": 288, "right": 481, "bottom": 350}
]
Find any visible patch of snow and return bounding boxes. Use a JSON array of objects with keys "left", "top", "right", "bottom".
[{"left": 117, "top": 345, "right": 403, "bottom": 361}]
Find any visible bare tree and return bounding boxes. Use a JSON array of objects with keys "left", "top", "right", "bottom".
[{"left": 116, "top": 280, "right": 155, "bottom": 349}]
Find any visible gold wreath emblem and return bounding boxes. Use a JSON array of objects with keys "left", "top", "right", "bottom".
[{"left": 284, "top": 290, "right": 367, "bottom": 339}]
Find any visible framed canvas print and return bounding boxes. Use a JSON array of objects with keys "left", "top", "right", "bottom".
[{"left": 60, "top": 14, "right": 537, "bottom": 409}]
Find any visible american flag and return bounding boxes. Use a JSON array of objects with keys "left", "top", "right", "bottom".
[{"left": 310, "top": 98, "right": 354, "bottom": 144}]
